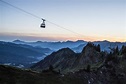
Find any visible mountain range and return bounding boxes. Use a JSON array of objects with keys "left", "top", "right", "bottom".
[
  {"left": 13, "top": 40, "right": 126, "bottom": 52},
  {"left": 0, "top": 41, "right": 53, "bottom": 68},
  {"left": 0, "top": 42, "right": 126, "bottom": 84},
  {"left": 0, "top": 40, "right": 126, "bottom": 68}
]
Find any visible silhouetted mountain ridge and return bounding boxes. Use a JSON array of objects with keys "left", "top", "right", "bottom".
[{"left": 31, "top": 43, "right": 104, "bottom": 73}]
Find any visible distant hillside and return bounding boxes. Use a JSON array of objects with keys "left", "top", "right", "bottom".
[
  {"left": 0, "top": 41, "right": 52, "bottom": 68},
  {"left": 13, "top": 40, "right": 87, "bottom": 51},
  {"left": 12, "top": 40, "right": 126, "bottom": 52}
]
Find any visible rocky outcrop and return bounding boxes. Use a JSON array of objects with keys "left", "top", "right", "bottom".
[{"left": 73, "top": 43, "right": 102, "bottom": 69}]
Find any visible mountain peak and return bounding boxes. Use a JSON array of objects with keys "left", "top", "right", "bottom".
[
  {"left": 13, "top": 39, "right": 22, "bottom": 42},
  {"left": 76, "top": 40, "right": 85, "bottom": 42},
  {"left": 36, "top": 41, "right": 43, "bottom": 43},
  {"left": 82, "top": 42, "right": 100, "bottom": 53},
  {"left": 31, "top": 47, "right": 75, "bottom": 70},
  {"left": 102, "top": 40, "right": 110, "bottom": 42},
  {"left": 13, "top": 40, "right": 25, "bottom": 44},
  {"left": 57, "top": 48, "right": 75, "bottom": 54}
]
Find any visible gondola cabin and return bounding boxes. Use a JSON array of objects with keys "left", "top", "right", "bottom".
[{"left": 40, "top": 19, "right": 46, "bottom": 28}]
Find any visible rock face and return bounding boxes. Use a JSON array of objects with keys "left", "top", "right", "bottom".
[
  {"left": 31, "top": 43, "right": 104, "bottom": 73},
  {"left": 73, "top": 43, "right": 102, "bottom": 68}
]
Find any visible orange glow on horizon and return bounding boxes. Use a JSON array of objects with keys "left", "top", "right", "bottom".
[{"left": 0, "top": 32, "right": 125, "bottom": 42}]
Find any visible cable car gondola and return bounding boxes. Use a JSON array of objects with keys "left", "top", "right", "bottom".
[{"left": 40, "top": 19, "right": 46, "bottom": 28}]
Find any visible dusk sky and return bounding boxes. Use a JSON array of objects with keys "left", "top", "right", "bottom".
[{"left": 0, "top": 0, "right": 126, "bottom": 42}]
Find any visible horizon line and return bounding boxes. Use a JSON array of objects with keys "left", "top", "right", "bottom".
[{"left": 0, "top": 32, "right": 125, "bottom": 42}]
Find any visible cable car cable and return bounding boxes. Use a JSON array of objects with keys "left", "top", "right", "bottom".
[
  {"left": 0, "top": 0, "right": 86, "bottom": 37},
  {"left": 0, "top": 0, "right": 42, "bottom": 20},
  {"left": 46, "top": 20, "right": 84, "bottom": 36}
]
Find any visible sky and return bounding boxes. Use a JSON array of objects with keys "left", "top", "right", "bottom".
[{"left": 0, "top": 0, "right": 126, "bottom": 42}]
